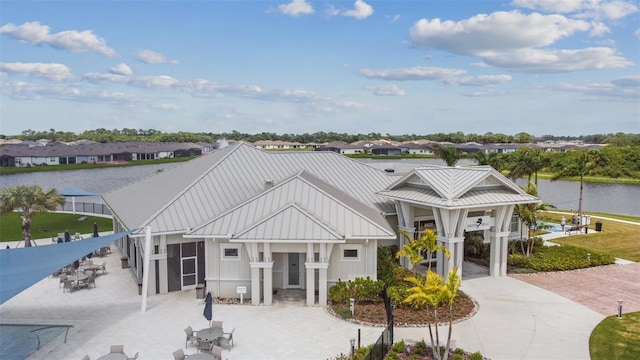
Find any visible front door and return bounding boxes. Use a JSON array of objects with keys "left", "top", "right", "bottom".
[
  {"left": 181, "top": 256, "right": 197, "bottom": 290},
  {"left": 286, "top": 253, "right": 302, "bottom": 288}
]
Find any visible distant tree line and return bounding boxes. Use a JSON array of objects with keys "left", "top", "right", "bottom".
[{"left": 5, "top": 128, "right": 640, "bottom": 147}]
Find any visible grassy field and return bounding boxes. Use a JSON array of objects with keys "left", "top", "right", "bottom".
[
  {"left": 0, "top": 212, "right": 113, "bottom": 242},
  {"left": 590, "top": 312, "right": 640, "bottom": 360},
  {"left": 542, "top": 211, "right": 640, "bottom": 262}
]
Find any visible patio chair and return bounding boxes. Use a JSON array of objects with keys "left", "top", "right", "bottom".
[
  {"left": 59, "top": 274, "right": 67, "bottom": 288},
  {"left": 217, "top": 328, "right": 234, "bottom": 351},
  {"left": 211, "top": 345, "right": 224, "bottom": 360},
  {"left": 197, "top": 339, "right": 213, "bottom": 353},
  {"left": 74, "top": 232, "right": 82, "bottom": 240},
  {"left": 172, "top": 348, "right": 185, "bottom": 360},
  {"left": 211, "top": 320, "right": 223, "bottom": 329},
  {"left": 110, "top": 344, "right": 124, "bottom": 353},
  {"left": 98, "top": 261, "right": 107, "bottom": 275},
  {"left": 63, "top": 280, "right": 76, "bottom": 293},
  {"left": 87, "top": 274, "right": 97, "bottom": 288},
  {"left": 184, "top": 326, "right": 198, "bottom": 347},
  {"left": 128, "top": 352, "right": 139, "bottom": 360}
]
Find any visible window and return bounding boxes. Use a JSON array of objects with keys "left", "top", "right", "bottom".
[
  {"left": 221, "top": 244, "right": 241, "bottom": 261},
  {"left": 340, "top": 244, "right": 361, "bottom": 261}
]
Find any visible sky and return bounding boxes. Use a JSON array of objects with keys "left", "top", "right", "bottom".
[{"left": 1, "top": 0, "right": 639, "bottom": 137}]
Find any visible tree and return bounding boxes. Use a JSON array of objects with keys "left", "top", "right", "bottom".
[
  {"left": 404, "top": 267, "right": 461, "bottom": 360},
  {"left": 469, "top": 151, "right": 506, "bottom": 171},
  {"left": 551, "top": 150, "right": 596, "bottom": 226},
  {"left": 513, "top": 182, "right": 555, "bottom": 256},
  {"left": 429, "top": 144, "right": 466, "bottom": 167},
  {"left": 0, "top": 185, "right": 66, "bottom": 247},
  {"left": 397, "top": 229, "right": 448, "bottom": 274},
  {"left": 507, "top": 147, "right": 547, "bottom": 185}
]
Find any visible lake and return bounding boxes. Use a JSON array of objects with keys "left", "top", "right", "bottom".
[{"left": 1, "top": 160, "right": 638, "bottom": 217}]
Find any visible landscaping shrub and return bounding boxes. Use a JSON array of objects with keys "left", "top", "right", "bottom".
[
  {"left": 508, "top": 244, "right": 615, "bottom": 271},
  {"left": 329, "top": 277, "right": 385, "bottom": 304},
  {"left": 470, "top": 351, "right": 484, "bottom": 360},
  {"left": 377, "top": 245, "right": 399, "bottom": 286}
]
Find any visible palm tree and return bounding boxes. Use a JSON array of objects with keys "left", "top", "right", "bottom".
[
  {"left": 404, "top": 267, "right": 461, "bottom": 360},
  {"left": 397, "top": 229, "right": 448, "bottom": 273},
  {"left": 429, "top": 144, "right": 466, "bottom": 167},
  {"left": 0, "top": 185, "right": 66, "bottom": 247},
  {"left": 551, "top": 150, "right": 596, "bottom": 227},
  {"left": 469, "top": 151, "right": 506, "bottom": 171},
  {"left": 513, "top": 182, "right": 555, "bottom": 256},
  {"left": 508, "top": 147, "right": 546, "bottom": 185}
]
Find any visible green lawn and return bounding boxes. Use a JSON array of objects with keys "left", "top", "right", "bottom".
[
  {"left": 0, "top": 212, "right": 113, "bottom": 242},
  {"left": 542, "top": 212, "right": 640, "bottom": 262},
  {"left": 590, "top": 312, "right": 640, "bottom": 360}
]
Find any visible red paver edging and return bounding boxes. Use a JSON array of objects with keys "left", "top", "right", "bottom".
[{"left": 511, "top": 263, "right": 640, "bottom": 316}]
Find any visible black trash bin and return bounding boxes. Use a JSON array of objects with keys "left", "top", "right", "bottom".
[
  {"left": 595, "top": 221, "right": 603, "bottom": 232},
  {"left": 121, "top": 256, "right": 129, "bottom": 269}
]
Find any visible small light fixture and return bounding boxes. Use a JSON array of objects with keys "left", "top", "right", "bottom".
[
  {"left": 587, "top": 253, "right": 591, "bottom": 261},
  {"left": 350, "top": 338, "right": 356, "bottom": 356},
  {"left": 618, "top": 299, "right": 623, "bottom": 319},
  {"left": 406, "top": 344, "right": 411, "bottom": 354}
]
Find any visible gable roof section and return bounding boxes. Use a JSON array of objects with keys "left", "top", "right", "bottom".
[
  {"left": 377, "top": 165, "right": 539, "bottom": 209},
  {"left": 186, "top": 171, "right": 396, "bottom": 241},
  {"left": 104, "top": 143, "right": 396, "bottom": 234}
]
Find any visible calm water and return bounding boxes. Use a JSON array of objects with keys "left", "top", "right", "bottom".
[
  {"left": 0, "top": 324, "right": 68, "bottom": 360},
  {"left": 1, "top": 160, "right": 638, "bottom": 217}
]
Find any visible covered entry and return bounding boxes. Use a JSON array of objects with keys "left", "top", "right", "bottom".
[{"left": 378, "top": 165, "right": 539, "bottom": 279}]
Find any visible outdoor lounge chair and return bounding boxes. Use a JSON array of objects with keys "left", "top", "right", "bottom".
[
  {"left": 128, "top": 352, "right": 139, "bottom": 360},
  {"left": 86, "top": 274, "right": 97, "bottom": 288},
  {"left": 217, "top": 328, "right": 234, "bottom": 351},
  {"left": 184, "top": 326, "right": 198, "bottom": 347},
  {"left": 172, "top": 348, "right": 185, "bottom": 360},
  {"left": 110, "top": 344, "right": 124, "bottom": 353}
]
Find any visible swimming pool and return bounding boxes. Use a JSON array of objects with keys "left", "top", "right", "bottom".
[{"left": 0, "top": 324, "right": 70, "bottom": 360}]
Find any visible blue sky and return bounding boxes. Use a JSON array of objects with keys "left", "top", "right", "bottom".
[{"left": 1, "top": 0, "right": 639, "bottom": 137}]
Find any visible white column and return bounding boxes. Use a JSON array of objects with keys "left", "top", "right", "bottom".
[
  {"left": 140, "top": 226, "right": 152, "bottom": 313},
  {"left": 306, "top": 264, "right": 315, "bottom": 306},
  {"left": 489, "top": 233, "right": 499, "bottom": 277},
  {"left": 250, "top": 266, "right": 260, "bottom": 305},
  {"left": 318, "top": 267, "right": 328, "bottom": 306},
  {"left": 263, "top": 262, "right": 274, "bottom": 305},
  {"left": 499, "top": 236, "right": 508, "bottom": 276}
]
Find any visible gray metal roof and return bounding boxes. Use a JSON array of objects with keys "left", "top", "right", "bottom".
[
  {"left": 377, "top": 165, "right": 539, "bottom": 209},
  {"left": 103, "top": 143, "right": 396, "bottom": 234},
  {"left": 186, "top": 171, "right": 395, "bottom": 241}
]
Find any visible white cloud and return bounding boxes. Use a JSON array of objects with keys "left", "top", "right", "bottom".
[
  {"left": 109, "top": 63, "right": 133, "bottom": 76},
  {"left": 136, "top": 49, "right": 179, "bottom": 64},
  {"left": 410, "top": 11, "right": 590, "bottom": 56},
  {"left": 0, "top": 62, "right": 74, "bottom": 81},
  {"left": 482, "top": 47, "right": 633, "bottom": 73},
  {"left": 511, "top": 0, "right": 638, "bottom": 20},
  {"left": 555, "top": 79, "right": 640, "bottom": 99},
  {"left": 343, "top": 0, "right": 374, "bottom": 20},
  {"left": 82, "top": 72, "right": 129, "bottom": 84},
  {"left": 0, "top": 21, "right": 116, "bottom": 56},
  {"left": 1, "top": 80, "right": 80, "bottom": 100},
  {"left": 324, "top": 4, "right": 341, "bottom": 17},
  {"left": 444, "top": 75, "right": 513, "bottom": 86},
  {"left": 589, "top": 21, "right": 611, "bottom": 36},
  {"left": 278, "top": 0, "right": 314, "bottom": 16},
  {"left": 358, "top": 66, "right": 466, "bottom": 81},
  {"left": 129, "top": 75, "right": 180, "bottom": 88},
  {"left": 635, "top": 28, "right": 640, "bottom": 38},
  {"left": 364, "top": 84, "right": 406, "bottom": 96}
]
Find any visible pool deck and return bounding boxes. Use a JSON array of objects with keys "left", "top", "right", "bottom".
[{"left": 1, "top": 221, "right": 638, "bottom": 360}]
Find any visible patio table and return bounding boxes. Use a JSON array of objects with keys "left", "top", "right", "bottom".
[
  {"left": 67, "top": 273, "right": 88, "bottom": 283},
  {"left": 97, "top": 353, "right": 128, "bottom": 360},
  {"left": 197, "top": 327, "right": 223, "bottom": 342},
  {"left": 186, "top": 353, "right": 216, "bottom": 359}
]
